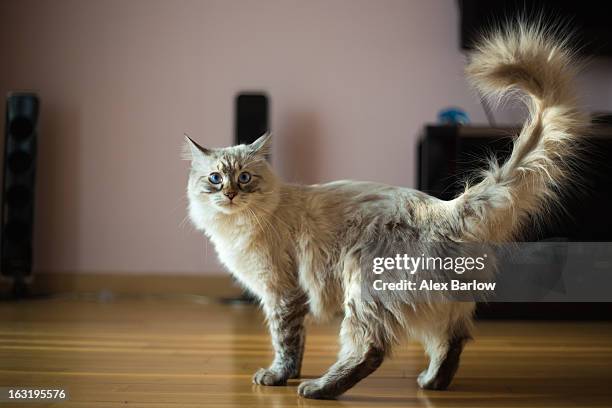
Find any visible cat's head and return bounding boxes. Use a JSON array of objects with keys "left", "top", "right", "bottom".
[{"left": 184, "top": 134, "right": 280, "bottom": 218}]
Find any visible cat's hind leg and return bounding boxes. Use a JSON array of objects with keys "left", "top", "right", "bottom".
[
  {"left": 297, "top": 300, "right": 395, "bottom": 399},
  {"left": 416, "top": 311, "right": 472, "bottom": 390}
]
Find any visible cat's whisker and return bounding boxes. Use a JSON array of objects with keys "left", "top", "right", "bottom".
[
  {"left": 178, "top": 214, "right": 191, "bottom": 229},
  {"left": 246, "top": 206, "right": 283, "bottom": 243}
]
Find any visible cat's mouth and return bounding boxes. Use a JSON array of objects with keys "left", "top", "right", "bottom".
[
  {"left": 215, "top": 198, "right": 244, "bottom": 212},
  {"left": 221, "top": 198, "right": 237, "bottom": 206}
]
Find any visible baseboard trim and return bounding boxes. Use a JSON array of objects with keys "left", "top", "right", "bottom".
[{"left": 1, "top": 273, "right": 242, "bottom": 298}]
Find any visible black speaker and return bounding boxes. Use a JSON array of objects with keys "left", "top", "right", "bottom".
[
  {"left": 2, "top": 93, "right": 39, "bottom": 295},
  {"left": 234, "top": 93, "right": 269, "bottom": 145}
]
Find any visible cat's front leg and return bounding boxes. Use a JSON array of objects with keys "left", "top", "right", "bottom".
[{"left": 253, "top": 291, "right": 308, "bottom": 386}]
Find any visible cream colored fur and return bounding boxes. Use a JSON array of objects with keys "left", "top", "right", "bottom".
[{"left": 185, "top": 23, "right": 588, "bottom": 399}]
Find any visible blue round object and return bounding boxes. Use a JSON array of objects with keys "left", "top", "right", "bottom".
[{"left": 438, "top": 108, "right": 470, "bottom": 125}]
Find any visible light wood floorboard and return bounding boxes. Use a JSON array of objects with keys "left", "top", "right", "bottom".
[{"left": 1, "top": 298, "right": 611, "bottom": 407}]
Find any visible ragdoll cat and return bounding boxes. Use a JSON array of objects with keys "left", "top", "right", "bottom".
[{"left": 185, "top": 24, "right": 587, "bottom": 399}]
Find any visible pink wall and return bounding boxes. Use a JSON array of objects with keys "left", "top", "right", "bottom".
[{"left": 1, "top": 0, "right": 611, "bottom": 276}]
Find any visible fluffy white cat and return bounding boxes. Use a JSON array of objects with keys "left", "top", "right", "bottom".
[{"left": 185, "top": 23, "right": 587, "bottom": 399}]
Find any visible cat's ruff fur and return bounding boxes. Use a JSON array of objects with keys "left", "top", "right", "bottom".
[{"left": 185, "top": 24, "right": 587, "bottom": 399}]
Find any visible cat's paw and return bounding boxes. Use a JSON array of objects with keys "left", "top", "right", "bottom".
[
  {"left": 417, "top": 369, "right": 450, "bottom": 390},
  {"left": 297, "top": 378, "right": 338, "bottom": 400},
  {"left": 252, "top": 368, "right": 288, "bottom": 386}
]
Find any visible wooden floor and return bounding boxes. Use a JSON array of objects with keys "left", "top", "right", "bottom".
[{"left": 1, "top": 297, "right": 612, "bottom": 407}]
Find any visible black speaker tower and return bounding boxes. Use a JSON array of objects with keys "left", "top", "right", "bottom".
[
  {"left": 2, "top": 92, "right": 39, "bottom": 298},
  {"left": 234, "top": 93, "right": 269, "bottom": 145}
]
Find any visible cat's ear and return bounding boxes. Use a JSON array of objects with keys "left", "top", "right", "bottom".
[
  {"left": 249, "top": 132, "right": 271, "bottom": 157},
  {"left": 183, "top": 135, "right": 211, "bottom": 163}
]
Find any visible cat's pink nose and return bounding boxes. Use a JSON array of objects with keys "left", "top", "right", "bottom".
[{"left": 224, "top": 191, "right": 237, "bottom": 200}]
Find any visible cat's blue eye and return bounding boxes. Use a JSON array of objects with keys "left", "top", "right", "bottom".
[
  {"left": 208, "top": 172, "right": 223, "bottom": 184},
  {"left": 238, "top": 172, "right": 251, "bottom": 184}
]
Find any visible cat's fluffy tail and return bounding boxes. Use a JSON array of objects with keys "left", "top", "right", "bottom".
[{"left": 454, "top": 23, "right": 590, "bottom": 241}]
